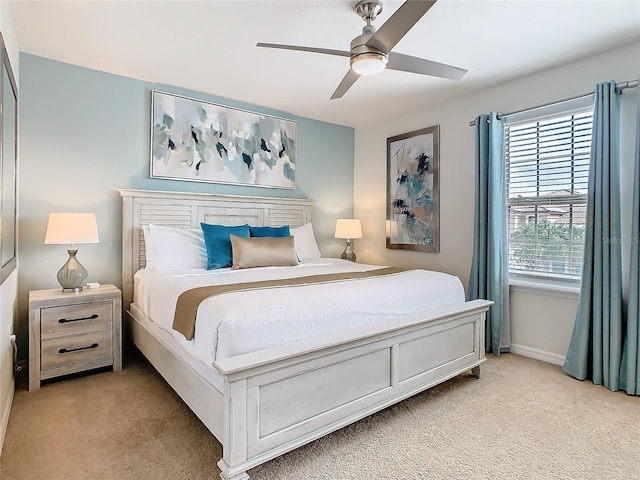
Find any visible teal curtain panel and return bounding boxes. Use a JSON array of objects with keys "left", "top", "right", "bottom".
[
  {"left": 468, "top": 112, "right": 510, "bottom": 355},
  {"left": 564, "top": 81, "right": 624, "bottom": 391},
  {"left": 620, "top": 81, "right": 640, "bottom": 396}
]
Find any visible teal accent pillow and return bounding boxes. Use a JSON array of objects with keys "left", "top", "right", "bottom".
[
  {"left": 249, "top": 225, "right": 291, "bottom": 238},
  {"left": 201, "top": 223, "right": 250, "bottom": 269}
]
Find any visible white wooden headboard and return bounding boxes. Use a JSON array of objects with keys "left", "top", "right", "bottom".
[{"left": 118, "top": 189, "right": 315, "bottom": 309}]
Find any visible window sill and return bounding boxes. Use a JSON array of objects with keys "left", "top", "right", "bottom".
[{"left": 509, "top": 278, "right": 580, "bottom": 299}]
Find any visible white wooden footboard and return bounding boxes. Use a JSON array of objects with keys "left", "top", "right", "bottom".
[{"left": 214, "top": 299, "right": 492, "bottom": 480}]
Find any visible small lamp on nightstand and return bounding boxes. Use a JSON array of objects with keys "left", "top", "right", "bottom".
[
  {"left": 334, "top": 219, "right": 362, "bottom": 262},
  {"left": 44, "top": 213, "right": 99, "bottom": 292}
]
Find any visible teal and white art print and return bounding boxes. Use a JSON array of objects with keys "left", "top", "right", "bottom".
[
  {"left": 151, "top": 91, "right": 296, "bottom": 189},
  {"left": 386, "top": 125, "right": 440, "bottom": 252}
]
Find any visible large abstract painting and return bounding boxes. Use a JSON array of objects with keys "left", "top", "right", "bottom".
[
  {"left": 151, "top": 91, "right": 296, "bottom": 189},
  {"left": 386, "top": 125, "right": 440, "bottom": 252}
]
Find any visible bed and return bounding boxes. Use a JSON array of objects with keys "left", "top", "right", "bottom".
[{"left": 119, "top": 189, "right": 492, "bottom": 480}]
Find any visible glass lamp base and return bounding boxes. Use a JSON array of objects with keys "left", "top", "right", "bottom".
[
  {"left": 57, "top": 248, "right": 88, "bottom": 293},
  {"left": 62, "top": 287, "right": 84, "bottom": 293},
  {"left": 340, "top": 240, "right": 357, "bottom": 262}
]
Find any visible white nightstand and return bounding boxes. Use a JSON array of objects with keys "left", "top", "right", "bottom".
[{"left": 28, "top": 284, "right": 122, "bottom": 391}]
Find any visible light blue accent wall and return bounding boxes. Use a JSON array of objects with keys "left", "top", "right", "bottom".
[{"left": 17, "top": 53, "right": 354, "bottom": 353}]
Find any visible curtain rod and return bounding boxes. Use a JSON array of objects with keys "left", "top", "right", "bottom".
[{"left": 468, "top": 78, "right": 639, "bottom": 126}]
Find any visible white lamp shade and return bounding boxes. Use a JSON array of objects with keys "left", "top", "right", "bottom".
[
  {"left": 334, "top": 219, "right": 362, "bottom": 240},
  {"left": 44, "top": 213, "right": 99, "bottom": 245}
]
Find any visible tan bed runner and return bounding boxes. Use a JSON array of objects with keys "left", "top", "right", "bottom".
[{"left": 173, "top": 267, "right": 406, "bottom": 340}]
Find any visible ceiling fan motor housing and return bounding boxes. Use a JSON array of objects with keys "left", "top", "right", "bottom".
[{"left": 350, "top": 24, "right": 389, "bottom": 74}]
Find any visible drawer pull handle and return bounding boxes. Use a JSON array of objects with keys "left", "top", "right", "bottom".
[
  {"left": 58, "top": 314, "right": 99, "bottom": 324},
  {"left": 58, "top": 343, "right": 99, "bottom": 354}
]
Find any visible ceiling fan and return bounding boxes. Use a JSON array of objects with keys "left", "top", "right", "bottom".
[{"left": 257, "top": 0, "right": 467, "bottom": 100}]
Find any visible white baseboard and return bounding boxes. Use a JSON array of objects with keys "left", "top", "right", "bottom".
[
  {"left": 510, "top": 343, "right": 566, "bottom": 366},
  {"left": 0, "top": 381, "right": 15, "bottom": 456}
]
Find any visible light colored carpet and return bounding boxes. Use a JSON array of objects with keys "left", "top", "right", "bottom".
[{"left": 1, "top": 350, "right": 638, "bottom": 480}]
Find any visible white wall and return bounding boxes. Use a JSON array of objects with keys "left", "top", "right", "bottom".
[
  {"left": 0, "top": 0, "right": 19, "bottom": 455},
  {"left": 0, "top": 271, "right": 16, "bottom": 453},
  {"left": 354, "top": 41, "right": 640, "bottom": 363}
]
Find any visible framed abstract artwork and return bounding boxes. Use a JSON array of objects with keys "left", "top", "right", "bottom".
[
  {"left": 150, "top": 90, "right": 296, "bottom": 189},
  {"left": 386, "top": 125, "right": 440, "bottom": 252}
]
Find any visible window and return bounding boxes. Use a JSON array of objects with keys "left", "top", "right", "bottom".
[{"left": 505, "top": 102, "right": 594, "bottom": 283}]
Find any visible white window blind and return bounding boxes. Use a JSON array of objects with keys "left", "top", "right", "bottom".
[{"left": 505, "top": 103, "right": 593, "bottom": 282}]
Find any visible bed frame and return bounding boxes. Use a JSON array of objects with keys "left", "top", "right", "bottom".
[{"left": 119, "top": 189, "right": 492, "bottom": 480}]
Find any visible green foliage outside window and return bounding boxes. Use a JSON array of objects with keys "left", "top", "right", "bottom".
[{"left": 509, "top": 219, "right": 585, "bottom": 276}]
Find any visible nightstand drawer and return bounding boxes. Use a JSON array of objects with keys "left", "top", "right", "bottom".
[
  {"left": 41, "top": 301, "right": 113, "bottom": 339},
  {"left": 41, "top": 329, "right": 113, "bottom": 370}
]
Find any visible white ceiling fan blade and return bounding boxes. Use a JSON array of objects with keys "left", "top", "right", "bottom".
[
  {"left": 366, "top": 0, "right": 437, "bottom": 53},
  {"left": 331, "top": 70, "right": 361, "bottom": 100},
  {"left": 387, "top": 52, "right": 467, "bottom": 80},
  {"left": 256, "top": 42, "right": 350, "bottom": 58}
]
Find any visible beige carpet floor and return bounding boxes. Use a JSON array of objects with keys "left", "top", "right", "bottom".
[{"left": 1, "top": 350, "right": 638, "bottom": 480}]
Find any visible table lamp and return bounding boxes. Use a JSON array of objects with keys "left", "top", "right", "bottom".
[
  {"left": 334, "top": 219, "right": 362, "bottom": 262},
  {"left": 44, "top": 213, "right": 99, "bottom": 292}
]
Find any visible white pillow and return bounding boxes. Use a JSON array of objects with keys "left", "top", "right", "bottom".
[
  {"left": 290, "top": 223, "right": 322, "bottom": 262},
  {"left": 142, "top": 224, "right": 207, "bottom": 270}
]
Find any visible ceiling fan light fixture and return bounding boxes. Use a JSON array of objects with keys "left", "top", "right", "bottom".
[{"left": 350, "top": 52, "right": 388, "bottom": 76}]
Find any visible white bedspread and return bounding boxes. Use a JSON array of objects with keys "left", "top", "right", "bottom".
[{"left": 134, "top": 259, "right": 465, "bottom": 367}]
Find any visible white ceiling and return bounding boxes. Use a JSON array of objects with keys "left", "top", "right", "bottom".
[{"left": 10, "top": 0, "right": 640, "bottom": 128}]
